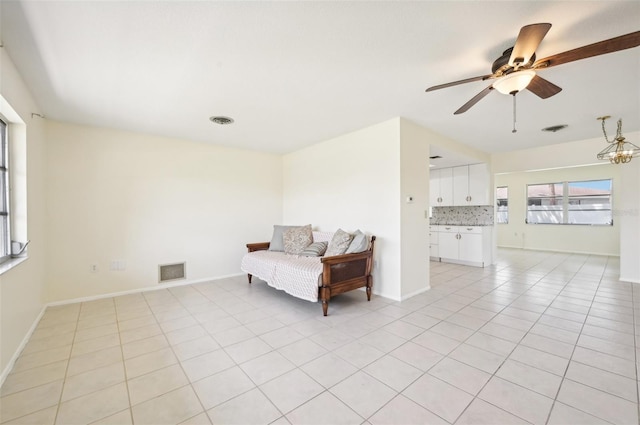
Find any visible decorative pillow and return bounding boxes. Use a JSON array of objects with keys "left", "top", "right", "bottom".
[
  {"left": 300, "top": 241, "right": 328, "bottom": 257},
  {"left": 269, "top": 225, "right": 304, "bottom": 251},
  {"left": 345, "top": 229, "right": 368, "bottom": 254},
  {"left": 325, "top": 229, "right": 354, "bottom": 257},
  {"left": 283, "top": 225, "right": 313, "bottom": 254}
]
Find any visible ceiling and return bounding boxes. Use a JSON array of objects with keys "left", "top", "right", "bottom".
[{"left": 1, "top": 1, "right": 638, "bottom": 156}]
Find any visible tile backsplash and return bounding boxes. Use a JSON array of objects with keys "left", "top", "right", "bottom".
[{"left": 431, "top": 205, "right": 494, "bottom": 226}]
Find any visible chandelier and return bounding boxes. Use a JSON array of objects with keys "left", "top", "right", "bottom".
[{"left": 596, "top": 116, "right": 640, "bottom": 164}]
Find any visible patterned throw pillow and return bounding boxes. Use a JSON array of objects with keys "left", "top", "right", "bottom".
[
  {"left": 346, "top": 229, "right": 369, "bottom": 254},
  {"left": 269, "top": 225, "right": 303, "bottom": 251},
  {"left": 300, "top": 241, "right": 328, "bottom": 257},
  {"left": 325, "top": 229, "right": 354, "bottom": 257},
  {"left": 283, "top": 225, "right": 313, "bottom": 254}
]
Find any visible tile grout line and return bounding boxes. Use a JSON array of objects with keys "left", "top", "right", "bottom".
[
  {"left": 116, "top": 295, "right": 138, "bottom": 425},
  {"left": 542, "top": 255, "right": 605, "bottom": 425},
  {"left": 51, "top": 304, "right": 81, "bottom": 425},
  {"left": 444, "top": 252, "right": 616, "bottom": 423},
  {"left": 446, "top": 251, "right": 577, "bottom": 424}
]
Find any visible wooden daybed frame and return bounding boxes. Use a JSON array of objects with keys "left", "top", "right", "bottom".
[{"left": 245, "top": 236, "right": 376, "bottom": 316}]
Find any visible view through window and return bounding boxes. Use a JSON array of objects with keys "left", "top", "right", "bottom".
[
  {"left": 496, "top": 186, "right": 508, "bottom": 224},
  {"left": 527, "top": 179, "right": 612, "bottom": 225}
]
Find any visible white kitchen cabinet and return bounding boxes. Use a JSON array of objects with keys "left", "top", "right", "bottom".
[
  {"left": 458, "top": 228, "right": 483, "bottom": 263},
  {"left": 438, "top": 226, "right": 459, "bottom": 260},
  {"left": 452, "top": 164, "right": 490, "bottom": 206},
  {"left": 468, "top": 163, "right": 490, "bottom": 205},
  {"left": 432, "top": 225, "right": 493, "bottom": 267},
  {"left": 429, "top": 226, "right": 439, "bottom": 259},
  {"left": 430, "top": 168, "right": 453, "bottom": 206}
]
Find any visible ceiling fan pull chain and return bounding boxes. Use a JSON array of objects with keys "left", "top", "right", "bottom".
[{"left": 512, "top": 93, "right": 517, "bottom": 133}]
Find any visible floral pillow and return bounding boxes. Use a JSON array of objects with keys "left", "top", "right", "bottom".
[
  {"left": 283, "top": 225, "right": 313, "bottom": 254},
  {"left": 325, "top": 229, "right": 354, "bottom": 257}
]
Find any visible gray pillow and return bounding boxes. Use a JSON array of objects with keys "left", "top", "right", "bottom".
[
  {"left": 300, "top": 241, "right": 328, "bottom": 257},
  {"left": 325, "top": 229, "right": 354, "bottom": 257},
  {"left": 345, "top": 230, "right": 368, "bottom": 254},
  {"left": 283, "top": 225, "right": 313, "bottom": 254},
  {"left": 269, "top": 225, "right": 304, "bottom": 251}
]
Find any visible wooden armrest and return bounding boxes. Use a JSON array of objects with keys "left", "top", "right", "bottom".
[
  {"left": 246, "top": 242, "right": 270, "bottom": 252},
  {"left": 320, "top": 250, "right": 371, "bottom": 265}
]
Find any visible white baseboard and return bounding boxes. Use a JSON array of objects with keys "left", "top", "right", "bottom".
[
  {"left": 371, "top": 288, "right": 400, "bottom": 302},
  {"left": 401, "top": 286, "right": 431, "bottom": 301},
  {"left": 1, "top": 272, "right": 244, "bottom": 386},
  {"left": 497, "top": 245, "right": 620, "bottom": 257},
  {"left": 0, "top": 305, "right": 47, "bottom": 387},
  {"left": 47, "top": 273, "right": 245, "bottom": 307},
  {"left": 619, "top": 276, "right": 640, "bottom": 284}
]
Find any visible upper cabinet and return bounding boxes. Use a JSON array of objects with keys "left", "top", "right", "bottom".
[
  {"left": 453, "top": 163, "right": 490, "bottom": 206},
  {"left": 429, "top": 168, "right": 453, "bottom": 206},
  {"left": 431, "top": 163, "right": 489, "bottom": 207}
]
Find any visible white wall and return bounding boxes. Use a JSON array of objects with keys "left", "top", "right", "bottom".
[
  {"left": 492, "top": 133, "right": 640, "bottom": 276},
  {"left": 283, "top": 118, "right": 402, "bottom": 299},
  {"left": 283, "top": 117, "right": 465, "bottom": 301},
  {"left": 618, "top": 159, "right": 640, "bottom": 283},
  {"left": 495, "top": 164, "right": 620, "bottom": 255},
  {"left": 0, "top": 49, "right": 48, "bottom": 377},
  {"left": 45, "top": 121, "right": 283, "bottom": 302},
  {"left": 399, "top": 119, "right": 431, "bottom": 299}
]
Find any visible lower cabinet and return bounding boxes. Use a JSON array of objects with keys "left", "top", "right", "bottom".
[
  {"left": 433, "top": 225, "right": 492, "bottom": 267},
  {"left": 429, "top": 226, "right": 439, "bottom": 259}
]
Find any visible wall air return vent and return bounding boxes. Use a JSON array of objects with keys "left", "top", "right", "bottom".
[{"left": 159, "top": 262, "right": 186, "bottom": 283}]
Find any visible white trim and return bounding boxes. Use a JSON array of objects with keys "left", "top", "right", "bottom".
[
  {"left": 0, "top": 304, "right": 46, "bottom": 387},
  {"left": 497, "top": 245, "right": 620, "bottom": 257},
  {"left": 372, "top": 288, "right": 401, "bottom": 302},
  {"left": 47, "top": 273, "right": 245, "bottom": 307},
  {"left": 400, "top": 286, "right": 431, "bottom": 301},
  {"left": 619, "top": 276, "right": 640, "bottom": 284},
  {"left": 2, "top": 272, "right": 243, "bottom": 385},
  {"left": 0, "top": 256, "right": 28, "bottom": 276}
]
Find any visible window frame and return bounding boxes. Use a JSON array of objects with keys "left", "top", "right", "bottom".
[
  {"left": 496, "top": 186, "right": 508, "bottom": 224},
  {"left": 0, "top": 117, "right": 11, "bottom": 263}
]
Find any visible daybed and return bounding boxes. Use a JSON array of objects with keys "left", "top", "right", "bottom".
[{"left": 241, "top": 226, "right": 376, "bottom": 316}]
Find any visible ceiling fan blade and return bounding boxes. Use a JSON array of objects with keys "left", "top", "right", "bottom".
[
  {"left": 426, "top": 74, "right": 492, "bottom": 92},
  {"left": 509, "top": 23, "right": 552, "bottom": 67},
  {"left": 526, "top": 75, "right": 562, "bottom": 99},
  {"left": 533, "top": 30, "right": 640, "bottom": 69},
  {"left": 454, "top": 85, "right": 494, "bottom": 115}
]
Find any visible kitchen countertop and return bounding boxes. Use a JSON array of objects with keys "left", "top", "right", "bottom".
[{"left": 430, "top": 223, "right": 494, "bottom": 226}]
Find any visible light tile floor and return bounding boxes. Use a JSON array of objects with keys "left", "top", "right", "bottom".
[{"left": 1, "top": 248, "right": 639, "bottom": 424}]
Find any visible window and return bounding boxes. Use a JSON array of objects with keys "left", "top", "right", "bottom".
[
  {"left": 567, "top": 180, "right": 612, "bottom": 225},
  {"left": 527, "top": 182, "right": 563, "bottom": 224},
  {"left": 0, "top": 118, "right": 10, "bottom": 262},
  {"left": 496, "top": 186, "right": 508, "bottom": 224},
  {"left": 526, "top": 179, "right": 612, "bottom": 225}
]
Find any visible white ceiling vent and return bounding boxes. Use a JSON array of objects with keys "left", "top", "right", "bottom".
[{"left": 159, "top": 262, "right": 186, "bottom": 283}]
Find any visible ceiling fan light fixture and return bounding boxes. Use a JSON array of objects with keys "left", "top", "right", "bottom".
[{"left": 492, "top": 69, "right": 536, "bottom": 95}]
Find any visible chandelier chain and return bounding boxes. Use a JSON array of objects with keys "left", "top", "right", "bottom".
[{"left": 601, "top": 116, "right": 623, "bottom": 144}]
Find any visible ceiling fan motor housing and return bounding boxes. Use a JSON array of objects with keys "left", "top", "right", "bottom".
[{"left": 492, "top": 47, "right": 536, "bottom": 75}]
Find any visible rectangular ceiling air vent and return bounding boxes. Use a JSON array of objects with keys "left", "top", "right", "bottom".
[{"left": 159, "top": 262, "right": 186, "bottom": 283}]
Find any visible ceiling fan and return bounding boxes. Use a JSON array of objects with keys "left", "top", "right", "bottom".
[{"left": 426, "top": 24, "right": 640, "bottom": 115}]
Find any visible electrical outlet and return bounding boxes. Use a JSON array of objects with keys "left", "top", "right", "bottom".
[
  {"left": 110, "top": 260, "right": 126, "bottom": 271},
  {"left": 90, "top": 264, "right": 98, "bottom": 273}
]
